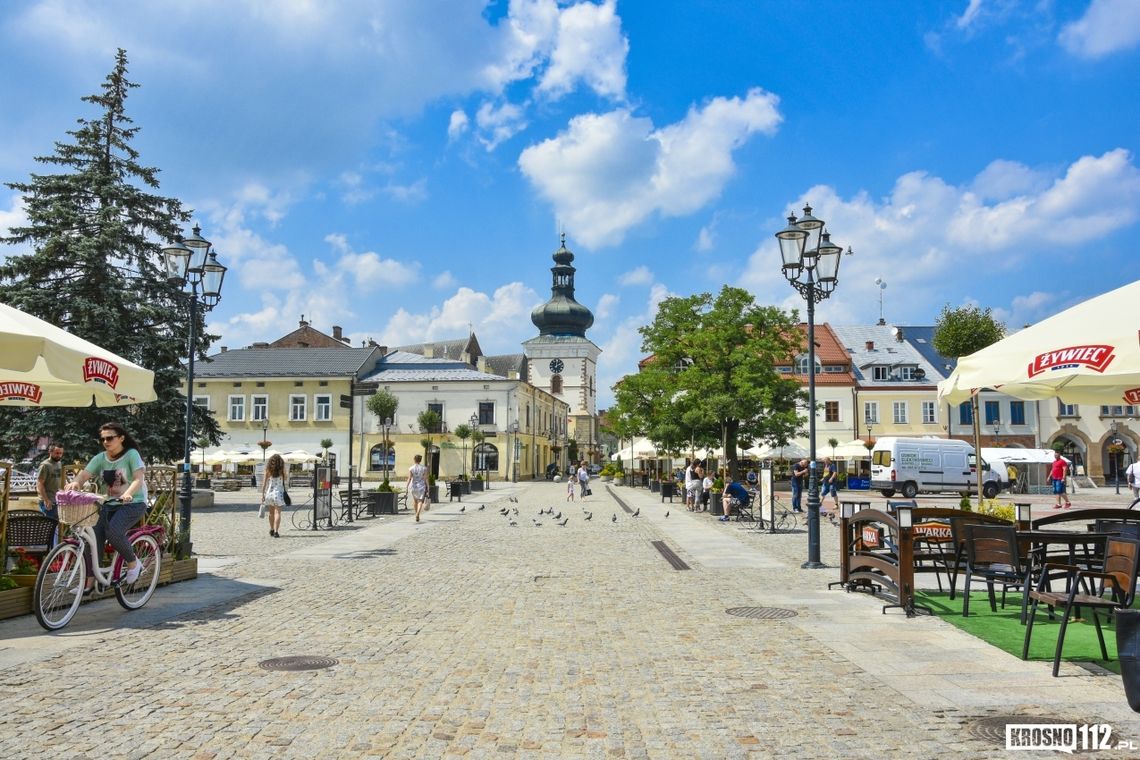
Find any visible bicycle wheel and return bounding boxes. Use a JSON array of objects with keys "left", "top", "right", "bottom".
[
  {"left": 115, "top": 533, "right": 162, "bottom": 610},
  {"left": 34, "top": 542, "right": 86, "bottom": 631}
]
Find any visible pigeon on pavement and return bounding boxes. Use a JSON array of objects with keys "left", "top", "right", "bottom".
[
  {"left": 460, "top": 506, "right": 465, "bottom": 513},
  {"left": 554, "top": 512, "right": 562, "bottom": 520},
  {"left": 509, "top": 519, "right": 518, "bottom": 527},
  {"left": 478, "top": 505, "right": 485, "bottom": 511},
  {"left": 665, "top": 511, "right": 670, "bottom": 518},
  {"left": 533, "top": 518, "right": 543, "bottom": 527},
  {"left": 558, "top": 517, "right": 569, "bottom": 526},
  {"left": 612, "top": 513, "right": 617, "bottom": 523},
  {"left": 632, "top": 508, "right": 640, "bottom": 517},
  {"left": 584, "top": 512, "right": 593, "bottom": 521}
]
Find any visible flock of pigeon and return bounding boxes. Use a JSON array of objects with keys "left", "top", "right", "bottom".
[{"left": 482, "top": 494, "right": 652, "bottom": 527}]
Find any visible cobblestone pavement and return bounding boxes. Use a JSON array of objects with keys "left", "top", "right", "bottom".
[{"left": 1, "top": 483, "right": 1139, "bottom": 758}]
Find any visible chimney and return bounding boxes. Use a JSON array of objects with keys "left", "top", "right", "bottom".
[
  {"left": 220, "top": 346, "right": 228, "bottom": 353},
  {"left": 333, "top": 325, "right": 344, "bottom": 342},
  {"left": 477, "top": 357, "right": 488, "bottom": 372},
  {"left": 252, "top": 342, "right": 269, "bottom": 349},
  {"left": 865, "top": 341, "right": 875, "bottom": 351}
]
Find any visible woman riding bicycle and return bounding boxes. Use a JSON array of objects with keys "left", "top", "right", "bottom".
[{"left": 64, "top": 422, "right": 148, "bottom": 587}]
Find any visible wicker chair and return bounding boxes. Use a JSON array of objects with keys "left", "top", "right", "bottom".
[{"left": 5, "top": 509, "right": 58, "bottom": 570}]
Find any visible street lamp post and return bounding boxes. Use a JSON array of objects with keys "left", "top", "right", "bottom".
[
  {"left": 776, "top": 205, "right": 848, "bottom": 569},
  {"left": 508, "top": 421, "right": 519, "bottom": 483},
  {"left": 162, "top": 225, "right": 227, "bottom": 559},
  {"left": 469, "top": 413, "right": 479, "bottom": 483},
  {"left": 382, "top": 416, "right": 393, "bottom": 484},
  {"left": 261, "top": 418, "right": 270, "bottom": 464},
  {"left": 1112, "top": 422, "right": 1121, "bottom": 495}
]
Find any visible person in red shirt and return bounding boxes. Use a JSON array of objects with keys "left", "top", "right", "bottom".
[{"left": 1050, "top": 451, "right": 1072, "bottom": 509}]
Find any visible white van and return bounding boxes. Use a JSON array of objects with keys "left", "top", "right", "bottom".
[{"left": 870, "top": 437, "right": 996, "bottom": 499}]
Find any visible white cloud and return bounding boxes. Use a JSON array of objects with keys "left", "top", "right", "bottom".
[
  {"left": 323, "top": 233, "right": 420, "bottom": 288},
  {"left": 595, "top": 293, "right": 618, "bottom": 319},
  {"left": 739, "top": 149, "right": 1140, "bottom": 325},
  {"left": 383, "top": 178, "right": 428, "bottom": 203},
  {"left": 970, "top": 158, "right": 1049, "bottom": 201},
  {"left": 617, "top": 265, "right": 653, "bottom": 286},
  {"left": 447, "top": 109, "right": 469, "bottom": 140},
  {"left": 475, "top": 100, "right": 529, "bottom": 150},
  {"left": 536, "top": 0, "right": 627, "bottom": 100},
  {"left": 432, "top": 270, "right": 458, "bottom": 289},
  {"left": 695, "top": 224, "right": 715, "bottom": 252},
  {"left": 956, "top": 0, "right": 984, "bottom": 30},
  {"left": 518, "top": 88, "right": 782, "bottom": 247},
  {"left": 1059, "top": 0, "right": 1140, "bottom": 58},
  {"left": 375, "top": 281, "right": 542, "bottom": 355}
]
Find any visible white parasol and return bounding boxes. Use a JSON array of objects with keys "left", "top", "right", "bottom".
[
  {"left": 0, "top": 301, "right": 157, "bottom": 407},
  {"left": 938, "top": 280, "right": 1140, "bottom": 406},
  {"left": 282, "top": 449, "right": 320, "bottom": 464},
  {"left": 831, "top": 439, "right": 874, "bottom": 458}
]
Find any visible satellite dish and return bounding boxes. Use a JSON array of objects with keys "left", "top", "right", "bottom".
[
  {"left": 914, "top": 368, "right": 926, "bottom": 379},
  {"left": 890, "top": 326, "right": 899, "bottom": 338}
]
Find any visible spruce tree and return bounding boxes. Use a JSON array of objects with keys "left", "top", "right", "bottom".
[{"left": 0, "top": 48, "right": 220, "bottom": 464}]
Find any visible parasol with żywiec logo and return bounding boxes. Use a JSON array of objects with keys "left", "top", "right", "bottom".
[
  {"left": 0, "top": 301, "right": 157, "bottom": 407},
  {"left": 938, "top": 280, "right": 1140, "bottom": 407}
]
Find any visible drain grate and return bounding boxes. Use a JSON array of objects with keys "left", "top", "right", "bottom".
[
  {"left": 968, "top": 715, "right": 1099, "bottom": 753},
  {"left": 258, "top": 655, "right": 339, "bottom": 672},
  {"left": 726, "top": 606, "right": 797, "bottom": 620},
  {"left": 651, "top": 540, "right": 690, "bottom": 570}
]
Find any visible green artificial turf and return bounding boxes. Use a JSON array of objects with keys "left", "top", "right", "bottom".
[{"left": 915, "top": 590, "right": 1128, "bottom": 674}]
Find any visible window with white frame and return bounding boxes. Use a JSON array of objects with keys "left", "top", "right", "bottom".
[
  {"left": 193, "top": 395, "right": 210, "bottom": 411},
  {"left": 228, "top": 395, "right": 245, "bottom": 421},
  {"left": 314, "top": 394, "right": 332, "bottom": 421},
  {"left": 289, "top": 394, "right": 307, "bottom": 421},
  {"left": 921, "top": 401, "right": 937, "bottom": 424},
  {"left": 795, "top": 353, "right": 821, "bottom": 375},
  {"left": 251, "top": 395, "right": 268, "bottom": 422},
  {"left": 893, "top": 401, "right": 908, "bottom": 424},
  {"left": 864, "top": 401, "right": 879, "bottom": 424},
  {"left": 898, "top": 366, "right": 916, "bottom": 381},
  {"left": 872, "top": 366, "right": 889, "bottom": 381},
  {"left": 1058, "top": 401, "right": 1077, "bottom": 417}
]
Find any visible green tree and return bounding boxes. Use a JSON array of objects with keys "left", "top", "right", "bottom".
[
  {"left": 365, "top": 390, "right": 399, "bottom": 484},
  {"left": 0, "top": 49, "right": 216, "bottom": 463},
  {"left": 453, "top": 423, "right": 472, "bottom": 478},
  {"left": 613, "top": 286, "right": 805, "bottom": 479},
  {"left": 933, "top": 304, "right": 1006, "bottom": 505},
  {"left": 417, "top": 409, "right": 442, "bottom": 480}
]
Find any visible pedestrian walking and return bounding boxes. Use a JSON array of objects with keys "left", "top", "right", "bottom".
[
  {"left": 577, "top": 461, "right": 590, "bottom": 499},
  {"left": 820, "top": 456, "right": 838, "bottom": 515},
  {"left": 1126, "top": 459, "right": 1139, "bottom": 500},
  {"left": 1050, "top": 451, "right": 1072, "bottom": 509},
  {"left": 566, "top": 474, "right": 575, "bottom": 502},
  {"left": 36, "top": 442, "right": 65, "bottom": 547},
  {"left": 409, "top": 454, "right": 428, "bottom": 521},
  {"left": 790, "top": 458, "right": 808, "bottom": 513},
  {"left": 260, "top": 453, "right": 286, "bottom": 537}
]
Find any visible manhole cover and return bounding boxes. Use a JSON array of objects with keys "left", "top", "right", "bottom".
[
  {"left": 726, "top": 606, "right": 797, "bottom": 620},
  {"left": 258, "top": 656, "right": 338, "bottom": 672},
  {"left": 969, "top": 716, "right": 1098, "bottom": 753}
]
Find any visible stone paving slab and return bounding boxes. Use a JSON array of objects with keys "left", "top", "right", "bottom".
[{"left": 0, "top": 482, "right": 1138, "bottom": 758}]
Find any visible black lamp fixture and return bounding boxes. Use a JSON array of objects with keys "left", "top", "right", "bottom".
[
  {"left": 776, "top": 205, "right": 850, "bottom": 569},
  {"left": 162, "top": 224, "right": 227, "bottom": 559}
]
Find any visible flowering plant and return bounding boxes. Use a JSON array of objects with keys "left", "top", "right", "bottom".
[{"left": 11, "top": 548, "right": 39, "bottom": 575}]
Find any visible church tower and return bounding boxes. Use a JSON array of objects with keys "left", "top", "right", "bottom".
[{"left": 523, "top": 234, "right": 601, "bottom": 458}]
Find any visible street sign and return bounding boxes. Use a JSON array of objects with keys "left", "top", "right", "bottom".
[
  {"left": 352, "top": 382, "right": 380, "bottom": 396},
  {"left": 339, "top": 394, "right": 353, "bottom": 409}
]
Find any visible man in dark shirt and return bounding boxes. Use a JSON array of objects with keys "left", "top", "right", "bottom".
[
  {"left": 790, "top": 458, "right": 808, "bottom": 512},
  {"left": 721, "top": 476, "right": 751, "bottom": 522}
]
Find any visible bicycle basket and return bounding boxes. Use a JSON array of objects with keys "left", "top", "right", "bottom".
[
  {"left": 57, "top": 502, "right": 100, "bottom": 529},
  {"left": 55, "top": 490, "right": 104, "bottom": 529}
]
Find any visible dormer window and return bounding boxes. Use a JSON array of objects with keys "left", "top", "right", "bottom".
[
  {"left": 795, "top": 354, "right": 821, "bottom": 375},
  {"left": 872, "top": 366, "right": 889, "bottom": 381},
  {"left": 898, "top": 366, "right": 916, "bottom": 381}
]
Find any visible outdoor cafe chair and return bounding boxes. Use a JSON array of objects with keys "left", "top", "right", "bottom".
[
  {"left": 1022, "top": 537, "right": 1140, "bottom": 677},
  {"left": 4, "top": 509, "right": 58, "bottom": 567},
  {"left": 947, "top": 514, "right": 1013, "bottom": 601},
  {"left": 961, "top": 524, "right": 1029, "bottom": 618}
]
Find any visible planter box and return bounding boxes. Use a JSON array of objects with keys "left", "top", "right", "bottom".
[
  {"left": 367, "top": 491, "right": 398, "bottom": 515},
  {"left": 470, "top": 479, "right": 484, "bottom": 492},
  {"left": 710, "top": 493, "right": 723, "bottom": 515},
  {"left": 0, "top": 587, "right": 32, "bottom": 621},
  {"left": 650, "top": 480, "right": 660, "bottom": 493},
  {"left": 429, "top": 485, "right": 439, "bottom": 503}
]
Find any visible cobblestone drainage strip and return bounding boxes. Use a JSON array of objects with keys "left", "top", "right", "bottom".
[
  {"left": 651, "top": 540, "right": 690, "bottom": 570},
  {"left": 258, "top": 656, "right": 339, "bottom": 672},
  {"left": 725, "top": 606, "right": 797, "bottom": 620},
  {"left": 967, "top": 715, "right": 1101, "bottom": 754}
]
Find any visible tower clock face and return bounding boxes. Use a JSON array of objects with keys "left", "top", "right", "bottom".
[{"left": 549, "top": 358, "right": 564, "bottom": 374}]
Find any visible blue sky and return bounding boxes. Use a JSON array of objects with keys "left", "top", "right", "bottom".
[{"left": 1, "top": 0, "right": 1139, "bottom": 408}]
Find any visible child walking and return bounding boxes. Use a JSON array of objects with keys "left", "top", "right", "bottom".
[{"left": 566, "top": 476, "right": 575, "bottom": 502}]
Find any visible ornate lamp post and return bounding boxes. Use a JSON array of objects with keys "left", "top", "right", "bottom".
[
  {"left": 261, "top": 418, "right": 270, "bottom": 464},
  {"left": 382, "top": 416, "right": 393, "bottom": 484},
  {"left": 776, "top": 205, "right": 848, "bottom": 569},
  {"left": 162, "top": 225, "right": 226, "bottom": 559},
  {"left": 1112, "top": 421, "right": 1122, "bottom": 495},
  {"left": 508, "top": 421, "right": 519, "bottom": 483},
  {"left": 469, "top": 413, "right": 479, "bottom": 482}
]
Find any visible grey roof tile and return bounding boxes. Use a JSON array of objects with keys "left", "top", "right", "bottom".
[{"left": 196, "top": 347, "right": 382, "bottom": 377}]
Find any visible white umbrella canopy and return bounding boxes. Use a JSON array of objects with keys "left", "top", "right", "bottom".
[
  {"left": 0, "top": 301, "right": 157, "bottom": 407},
  {"left": 832, "top": 439, "right": 873, "bottom": 458},
  {"left": 282, "top": 449, "right": 319, "bottom": 464},
  {"left": 938, "top": 280, "right": 1140, "bottom": 406},
  {"left": 748, "top": 441, "right": 809, "bottom": 460}
]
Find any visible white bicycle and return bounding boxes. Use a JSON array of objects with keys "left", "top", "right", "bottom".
[{"left": 33, "top": 493, "right": 164, "bottom": 631}]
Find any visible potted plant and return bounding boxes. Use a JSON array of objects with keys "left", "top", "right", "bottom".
[
  {"left": 368, "top": 478, "right": 398, "bottom": 515},
  {"left": 709, "top": 477, "right": 724, "bottom": 515},
  {"left": 428, "top": 474, "right": 439, "bottom": 503},
  {"left": 471, "top": 472, "right": 484, "bottom": 492},
  {"left": 7, "top": 548, "right": 39, "bottom": 587}
]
